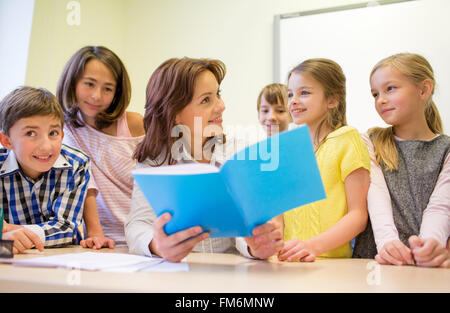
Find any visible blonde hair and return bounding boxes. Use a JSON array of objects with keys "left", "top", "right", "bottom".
[
  {"left": 369, "top": 53, "right": 443, "bottom": 171},
  {"left": 288, "top": 58, "right": 347, "bottom": 148},
  {"left": 257, "top": 83, "right": 289, "bottom": 111}
]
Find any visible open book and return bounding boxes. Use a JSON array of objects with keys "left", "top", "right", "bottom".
[{"left": 132, "top": 124, "right": 325, "bottom": 238}]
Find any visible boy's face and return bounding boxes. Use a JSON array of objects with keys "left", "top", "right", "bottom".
[
  {"left": 0, "top": 115, "right": 64, "bottom": 180},
  {"left": 258, "top": 97, "right": 291, "bottom": 137}
]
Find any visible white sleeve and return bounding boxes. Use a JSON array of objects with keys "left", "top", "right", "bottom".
[
  {"left": 125, "top": 181, "right": 157, "bottom": 257},
  {"left": 22, "top": 224, "right": 46, "bottom": 245},
  {"left": 362, "top": 132, "right": 400, "bottom": 252},
  {"left": 235, "top": 237, "right": 256, "bottom": 259},
  {"left": 419, "top": 153, "right": 450, "bottom": 246}
]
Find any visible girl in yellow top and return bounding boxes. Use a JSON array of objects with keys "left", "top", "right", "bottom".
[{"left": 279, "top": 58, "right": 370, "bottom": 262}]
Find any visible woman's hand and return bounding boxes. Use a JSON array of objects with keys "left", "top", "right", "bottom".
[
  {"left": 245, "top": 218, "right": 284, "bottom": 260},
  {"left": 149, "top": 213, "right": 210, "bottom": 262}
]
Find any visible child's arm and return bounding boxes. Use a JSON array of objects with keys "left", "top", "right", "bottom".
[
  {"left": 80, "top": 189, "right": 115, "bottom": 249},
  {"left": 363, "top": 133, "right": 401, "bottom": 249},
  {"left": 279, "top": 167, "right": 369, "bottom": 262},
  {"left": 419, "top": 153, "right": 450, "bottom": 247},
  {"left": 361, "top": 133, "right": 413, "bottom": 265}
]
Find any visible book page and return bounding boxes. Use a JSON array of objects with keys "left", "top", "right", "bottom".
[
  {"left": 133, "top": 163, "right": 219, "bottom": 175},
  {"left": 5, "top": 252, "right": 189, "bottom": 272}
]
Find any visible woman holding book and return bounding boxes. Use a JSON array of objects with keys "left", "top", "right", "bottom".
[{"left": 125, "top": 57, "right": 283, "bottom": 262}]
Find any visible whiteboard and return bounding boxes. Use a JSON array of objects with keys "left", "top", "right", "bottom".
[{"left": 276, "top": 0, "right": 450, "bottom": 133}]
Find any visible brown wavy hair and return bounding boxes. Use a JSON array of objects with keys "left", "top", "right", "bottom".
[
  {"left": 369, "top": 53, "right": 443, "bottom": 171},
  {"left": 56, "top": 46, "right": 131, "bottom": 130},
  {"left": 133, "top": 57, "right": 226, "bottom": 165}
]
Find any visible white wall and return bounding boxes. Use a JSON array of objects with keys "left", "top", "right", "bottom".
[
  {"left": 278, "top": 0, "right": 449, "bottom": 133},
  {"left": 121, "top": 0, "right": 364, "bottom": 128},
  {"left": 0, "top": 0, "right": 35, "bottom": 99},
  {"left": 25, "top": 0, "right": 376, "bottom": 129}
]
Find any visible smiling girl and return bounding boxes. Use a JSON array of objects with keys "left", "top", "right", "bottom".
[
  {"left": 279, "top": 58, "right": 370, "bottom": 262},
  {"left": 352, "top": 53, "right": 449, "bottom": 268},
  {"left": 56, "top": 46, "right": 145, "bottom": 248}
]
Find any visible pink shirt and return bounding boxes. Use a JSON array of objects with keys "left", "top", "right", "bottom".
[
  {"left": 63, "top": 113, "right": 144, "bottom": 243},
  {"left": 362, "top": 132, "right": 450, "bottom": 251}
]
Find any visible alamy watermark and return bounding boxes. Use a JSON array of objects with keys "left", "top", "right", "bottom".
[
  {"left": 366, "top": 260, "right": 381, "bottom": 286},
  {"left": 66, "top": 1, "right": 81, "bottom": 26},
  {"left": 66, "top": 261, "right": 81, "bottom": 286},
  {"left": 170, "top": 119, "right": 280, "bottom": 171}
]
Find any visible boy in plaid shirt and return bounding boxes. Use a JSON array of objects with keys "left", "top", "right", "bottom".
[{"left": 0, "top": 87, "right": 90, "bottom": 254}]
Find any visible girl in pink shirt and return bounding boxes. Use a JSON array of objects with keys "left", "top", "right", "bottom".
[
  {"left": 353, "top": 53, "right": 449, "bottom": 268},
  {"left": 56, "top": 46, "right": 145, "bottom": 247}
]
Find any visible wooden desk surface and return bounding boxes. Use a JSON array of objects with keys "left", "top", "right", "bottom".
[{"left": 0, "top": 246, "right": 448, "bottom": 293}]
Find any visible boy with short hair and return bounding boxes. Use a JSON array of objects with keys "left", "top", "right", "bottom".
[
  {"left": 0, "top": 86, "right": 90, "bottom": 254},
  {"left": 257, "top": 83, "right": 292, "bottom": 137}
]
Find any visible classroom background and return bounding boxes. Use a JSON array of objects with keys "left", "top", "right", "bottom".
[
  {"left": 0, "top": 0, "right": 393, "bottom": 129},
  {"left": 1, "top": 0, "right": 447, "bottom": 134}
]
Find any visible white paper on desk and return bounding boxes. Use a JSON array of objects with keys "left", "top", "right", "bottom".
[{"left": 9, "top": 252, "right": 189, "bottom": 272}]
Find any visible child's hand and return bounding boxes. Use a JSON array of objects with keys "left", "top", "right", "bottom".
[
  {"left": 3, "top": 223, "right": 44, "bottom": 254},
  {"left": 149, "top": 213, "right": 210, "bottom": 263},
  {"left": 375, "top": 240, "right": 414, "bottom": 266},
  {"left": 409, "top": 236, "right": 450, "bottom": 268},
  {"left": 245, "top": 220, "right": 283, "bottom": 259},
  {"left": 81, "top": 235, "right": 115, "bottom": 250},
  {"left": 278, "top": 239, "right": 317, "bottom": 262}
]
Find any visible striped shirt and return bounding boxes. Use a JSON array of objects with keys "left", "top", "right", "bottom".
[
  {"left": 0, "top": 144, "right": 90, "bottom": 247},
  {"left": 63, "top": 113, "right": 144, "bottom": 244}
]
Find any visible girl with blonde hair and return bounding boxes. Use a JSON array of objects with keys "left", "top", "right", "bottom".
[{"left": 352, "top": 53, "right": 449, "bottom": 268}]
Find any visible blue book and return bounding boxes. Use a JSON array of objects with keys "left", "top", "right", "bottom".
[{"left": 132, "top": 125, "right": 326, "bottom": 238}]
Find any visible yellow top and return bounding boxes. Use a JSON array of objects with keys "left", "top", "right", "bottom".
[{"left": 283, "top": 126, "right": 370, "bottom": 258}]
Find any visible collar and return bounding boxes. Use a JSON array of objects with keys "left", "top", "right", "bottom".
[
  {"left": 0, "top": 150, "right": 72, "bottom": 178},
  {"left": 176, "top": 135, "right": 225, "bottom": 166}
]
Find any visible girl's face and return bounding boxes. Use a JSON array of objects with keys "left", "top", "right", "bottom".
[
  {"left": 370, "top": 66, "right": 425, "bottom": 127},
  {"left": 287, "top": 72, "right": 334, "bottom": 129},
  {"left": 175, "top": 70, "right": 225, "bottom": 145},
  {"left": 258, "top": 97, "right": 291, "bottom": 136},
  {"left": 75, "top": 59, "right": 117, "bottom": 127}
]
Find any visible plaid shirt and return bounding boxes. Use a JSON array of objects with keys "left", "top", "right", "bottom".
[{"left": 0, "top": 144, "right": 90, "bottom": 247}]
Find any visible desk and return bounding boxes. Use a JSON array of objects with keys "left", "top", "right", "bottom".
[{"left": 0, "top": 246, "right": 448, "bottom": 293}]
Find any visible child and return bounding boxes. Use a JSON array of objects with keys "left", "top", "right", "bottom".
[
  {"left": 257, "top": 83, "right": 292, "bottom": 137},
  {"left": 0, "top": 87, "right": 90, "bottom": 254},
  {"left": 352, "top": 53, "right": 449, "bottom": 268},
  {"left": 125, "top": 57, "right": 284, "bottom": 262},
  {"left": 279, "top": 58, "right": 370, "bottom": 262},
  {"left": 56, "top": 46, "right": 145, "bottom": 248}
]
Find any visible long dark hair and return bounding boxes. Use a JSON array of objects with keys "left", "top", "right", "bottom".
[
  {"left": 133, "top": 57, "right": 226, "bottom": 165},
  {"left": 56, "top": 46, "right": 131, "bottom": 130}
]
